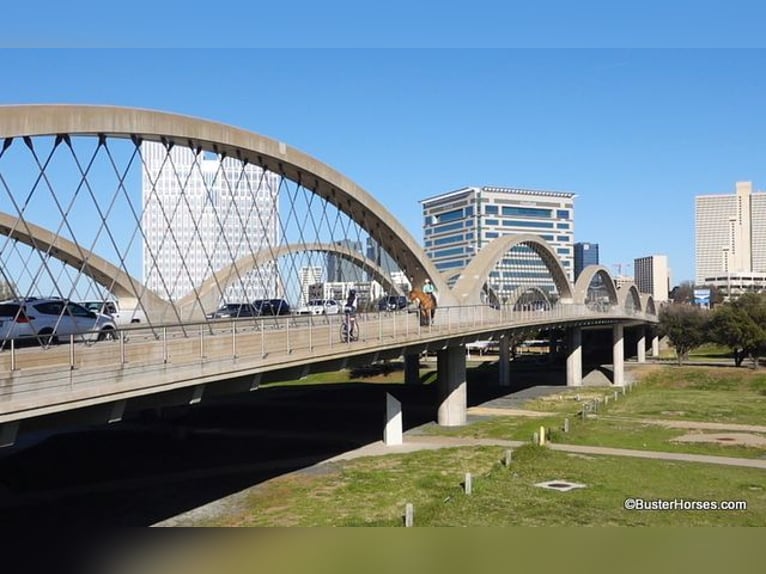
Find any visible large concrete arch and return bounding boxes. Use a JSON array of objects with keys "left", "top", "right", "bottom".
[
  {"left": 573, "top": 264, "right": 619, "bottom": 305},
  {"left": 618, "top": 283, "right": 642, "bottom": 313},
  {"left": 504, "top": 285, "right": 552, "bottom": 309},
  {"left": 450, "top": 234, "right": 573, "bottom": 306},
  {"left": 640, "top": 293, "right": 657, "bottom": 316},
  {"left": 0, "top": 105, "right": 454, "bottom": 304},
  {"left": 176, "top": 242, "right": 404, "bottom": 316},
  {"left": 0, "top": 211, "right": 170, "bottom": 315}
]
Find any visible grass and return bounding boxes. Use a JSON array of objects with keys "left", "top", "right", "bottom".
[
  {"left": 184, "top": 364, "right": 766, "bottom": 527},
  {"left": 421, "top": 365, "right": 766, "bottom": 458},
  {"left": 192, "top": 444, "right": 766, "bottom": 526}
]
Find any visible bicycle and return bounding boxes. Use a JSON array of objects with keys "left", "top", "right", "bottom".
[{"left": 340, "top": 309, "right": 359, "bottom": 342}]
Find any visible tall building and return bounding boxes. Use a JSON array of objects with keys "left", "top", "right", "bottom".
[
  {"left": 574, "top": 242, "right": 599, "bottom": 280},
  {"left": 695, "top": 181, "right": 766, "bottom": 284},
  {"left": 299, "top": 266, "right": 323, "bottom": 306},
  {"left": 634, "top": 255, "right": 670, "bottom": 301},
  {"left": 326, "top": 240, "right": 364, "bottom": 283},
  {"left": 421, "top": 186, "right": 576, "bottom": 300},
  {"left": 142, "top": 142, "right": 280, "bottom": 302}
]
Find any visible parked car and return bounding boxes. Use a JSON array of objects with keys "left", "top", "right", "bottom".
[
  {"left": 253, "top": 299, "right": 292, "bottom": 316},
  {"left": 377, "top": 295, "right": 408, "bottom": 312},
  {"left": 296, "top": 299, "right": 340, "bottom": 315},
  {"left": 0, "top": 297, "right": 117, "bottom": 345},
  {"left": 80, "top": 299, "right": 147, "bottom": 325},
  {"left": 207, "top": 303, "right": 259, "bottom": 319}
]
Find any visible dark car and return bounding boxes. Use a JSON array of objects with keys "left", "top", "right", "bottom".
[
  {"left": 377, "top": 295, "right": 408, "bottom": 311},
  {"left": 207, "top": 303, "right": 258, "bottom": 319},
  {"left": 252, "top": 299, "right": 292, "bottom": 316}
]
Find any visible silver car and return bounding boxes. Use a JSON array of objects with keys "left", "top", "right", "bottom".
[{"left": 0, "top": 297, "right": 117, "bottom": 346}]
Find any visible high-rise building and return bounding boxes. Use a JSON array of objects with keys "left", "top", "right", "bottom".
[
  {"left": 695, "top": 181, "right": 766, "bottom": 284},
  {"left": 142, "top": 142, "right": 280, "bottom": 302},
  {"left": 634, "top": 255, "right": 670, "bottom": 301},
  {"left": 326, "top": 240, "right": 364, "bottom": 283},
  {"left": 299, "top": 266, "right": 323, "bottom": 306},
  {"left": 574, "top": 242, "right": 599, "bottom": 280},
  {"left": 421, "top": 186, "right": 576, "bottom": 300}
]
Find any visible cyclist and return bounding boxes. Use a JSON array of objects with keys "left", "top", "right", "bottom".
[{"left": 342, "top": 289, "right": 359, "bottom": 342}]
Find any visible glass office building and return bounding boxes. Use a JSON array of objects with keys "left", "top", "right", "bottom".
[
  {"left": 421, "top": 186, "right": 576, "bottom": 302},
  {"left": 574, "top": 242, "right": 599, "bottom": 280}
]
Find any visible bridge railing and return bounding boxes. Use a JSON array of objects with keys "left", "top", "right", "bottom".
[{"left": 1, "top": 302, "right": 656, "bottom": 379}]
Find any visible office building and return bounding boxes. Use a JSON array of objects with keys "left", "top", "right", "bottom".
[
  {"left": 574, "top": 242, "right": 599, "bottom": 280},
  {"left": 299, "top": 266, "right": 323, "bottom": 306},
  {"left": 421, "top": 186, "right": 576, "bottom": 301},
  {"left": 326, "top": 240, "right": 364, "bottom": 283},
  {"left": 634, "top": 255, "right": 670, "bottom": 301},
  {"left": 142, "top": 142, "right": 281, "bottom": 302},
  {"left": 695, "top": 181, "right": 766, "bottom": 285}
]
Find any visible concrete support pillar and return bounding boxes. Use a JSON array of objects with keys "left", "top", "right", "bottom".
[
  {"left": 651, "top": 334, "right": 660, "bottom": 357},
  {"left": 612, "top": 324, "right": 625, "bottom": 387},
  {"left": 498, "top": 334, "right": 511, "bottom": 387},
  {"left": 384, "top": 393, "right": 403, "bottom": 445},
  {"left": 636, "top": 328, "right": 646, "bottom": 364},
  {"left": 566, "top": 326, "right": 582, "bottom": 387},
  {"left": 404, "top": 352, "right": 420, "bottom": 385},
  {"left": 437, "top": 346, "right": 467, "bottom": 426}
]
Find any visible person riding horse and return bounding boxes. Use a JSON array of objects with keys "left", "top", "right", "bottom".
[{"left": 409, "top": 279, "right": 437, "bottom": 326}]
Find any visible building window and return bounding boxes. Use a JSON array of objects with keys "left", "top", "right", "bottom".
[
  {"left": 556, "top": 209, "right": 569, "bottom": 219},
  {"left": 434, "top": 247, "right": 464, "bottom": 258},
  {"left": 485, "top": 219, "right": 499, "bottom": 226},
  {"left": 435, "top": 209, "right": 463, "bottom": 223},
  {"left": 501, "top": 206, "right": 552, "bottom": 218},
  {"left": 557, "top": 222, "right": 570, "bottom": 229},
  {"left": 434, "top": 235, "right": 463, "bottom": 246},
  {"left": 485, "top": 205, "right": 498, "bottom": 215}
]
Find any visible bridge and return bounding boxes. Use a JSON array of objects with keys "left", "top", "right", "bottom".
[{"left": 0, "top": 105, "right": 658, "bottom": 447}]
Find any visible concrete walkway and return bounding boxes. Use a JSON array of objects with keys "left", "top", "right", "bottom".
[{"left": 322, "top": 434, "right": 766, "bottom": 469}]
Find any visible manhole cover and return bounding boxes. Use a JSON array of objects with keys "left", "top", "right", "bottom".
[{"left": 534, "top": 480, "right": 586, "bottom": 492}]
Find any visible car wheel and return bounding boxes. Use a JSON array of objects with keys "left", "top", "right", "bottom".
[{"left": 98, "top": 326, "right": 117, "bottom": 342}]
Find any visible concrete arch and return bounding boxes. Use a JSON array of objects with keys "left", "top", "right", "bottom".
[
  {"left": 0, "top": 211, "right": 170, "bottom": 315},
  {"left": 573, "top": 265, "right": 619, "bottom": 305},
  {"left": 450, "top": 234, "right": 573, "bottom": 306},
  {"left": 640, "top": 293, "right": 657, "bottom": 316},
  {"left": 177, "top": 242, "right": 404, "bottom": 316},
  {"left": 0, "top": 104, "right": 452, "bottom": 304},
  {"left": 504, "top": 285, "right": 552, "bottom": 309},
  {"left": 618, "top": 283, "right": 642, "bottom": 313}
]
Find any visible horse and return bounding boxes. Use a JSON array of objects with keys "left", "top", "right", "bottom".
[{"left": 409, "top": 289, "right": 437, "bottom": 326}]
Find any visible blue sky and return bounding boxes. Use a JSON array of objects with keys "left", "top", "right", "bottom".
[{"left": 3, "top": 48, "right": 766, "bottom": 283}]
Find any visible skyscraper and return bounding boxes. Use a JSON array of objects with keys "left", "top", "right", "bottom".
[
  {"left": 142, "top": 142, "right": 281, "bottom": 302},
  {"left": 574, "top": 242, "right": 599, "bottom": 280},
  {"left": 326, "top": 240, "right": 364, "bottom": 282},
  {"left": 634, "top": 255, "right": 670, "bottom": 301},
  {"left": 421, "top": 186, "right": 576, "bottom": 300},
  {"left": 695, "top": 181, "right": 766, "bottom": 284}
]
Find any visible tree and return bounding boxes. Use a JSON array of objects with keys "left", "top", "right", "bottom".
[
  {"left": 670, "top": 281, "right": 695, "bottom": 305},
  {"left": 658, "top": 303, "right": 709, "bottom": 365},
  {"left": 708, "top": 304, "right": 761, "bottom": 366},
  {"left": 714, "top": 293, "right": 766, "bottom": 368}
]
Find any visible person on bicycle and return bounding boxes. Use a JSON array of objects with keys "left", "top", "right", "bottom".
[{"left": 344, "top": 288, "right": 358, "bottom": 316}]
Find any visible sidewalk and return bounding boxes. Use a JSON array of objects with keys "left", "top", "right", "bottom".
[{"left": 322, "top": 433, "right": 766, "bottom": 469}]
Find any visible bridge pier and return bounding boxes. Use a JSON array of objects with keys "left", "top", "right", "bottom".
[
  {"left": 651, "top": 333, "right": 660, "bottom": 357},
  {"left": 498, "top": 334, "right": 511, "bottom": 387},
  {"left": 437, "top": 346, "right": 467, "bottom": 426},
  {"left": 613, "top": 324, "right": 625, "bottom": 386},
  {"left": 637, "top": 327, "right": 646, "bottom": 363},
  {"left": 404, "top": 352, "right": 421, "bottom": 385},
  {"left": 566, "top": 326, "right": 582, "bottom": 387}
]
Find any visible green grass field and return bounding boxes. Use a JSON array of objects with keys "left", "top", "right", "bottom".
[{"left": 183, "top": 364, "right": 766, "bottom": 526}]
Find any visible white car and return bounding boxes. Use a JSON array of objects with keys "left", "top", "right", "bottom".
[
  {"left": 0, "top": 297, "right": 117, "bottom": 346},
  {"left": 295, "top": 299, "right": 340, "bottom": 315}
]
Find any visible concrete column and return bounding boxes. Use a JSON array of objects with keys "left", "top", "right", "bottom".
[
  {"left": 437, "top": 346, "right": 467, "bottom": 426},
  {"left": 384, "top": 393, "right": 403, "bottom": 445},
  {"left": 651, "top": 334, "right": 660, "bottom": 357},
  {"left": 404, "top": 352, "right": 420, "bottom": 385},
  {"left": 636, "top": 327, "right": 646, "bottom": 364},
  {"left": 566, "top": 326, "right": 582, "bottom": 387},
  {"left": 612, "top": 324, "right": 624, "bottom": 387},
  {"left": 498, "top": 334, "right": 511, "bottom": 387}
]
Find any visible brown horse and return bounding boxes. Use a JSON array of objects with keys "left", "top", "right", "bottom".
[{"left": 409, "top": 289, "right": 437, "bottom": 326}]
